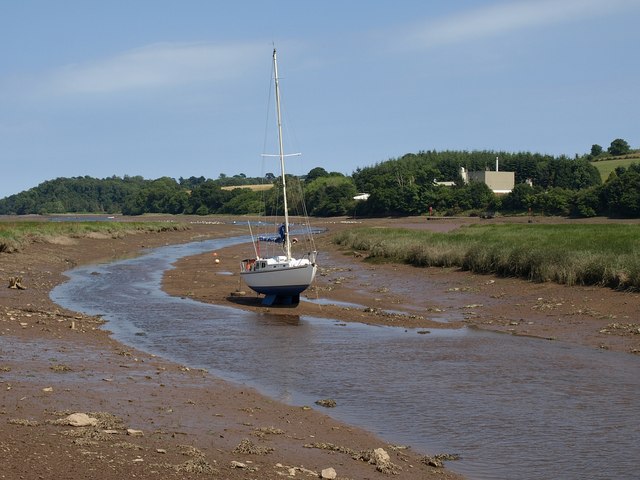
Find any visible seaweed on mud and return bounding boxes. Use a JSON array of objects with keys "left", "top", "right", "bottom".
[
  {"left": 304, "top": 443, "right": 400, "bottom": 474},
  {"left": 112, "top": 441, "right": 142, "bottom": 450},
  {"left": 89, "top": 412, "right": 127, "bottom": 430},
  {"left": 178, "top": 444, "right": 206, "bottom": 458},
  {"left": 175, "top": 458, "right": 217, "bottom": 474},
  {"left": 153, "top": 458, "right": 218, "bottom": 475},
  {"left": 233, "top": 438, "right": 274, "bottom": 455},
  {"left": 253, "top": 426, "right": 285, "bottom": 438},
  {"left": 8, "top": 418, "right": 39, "bottom": 427},
  {"left": 151, "top": 445, "right": 218, "bottom": 475},
  {"left": 49, "top": 364, "right": 73, "bottom": 373},
  {"left": 420, "top": 453, "right": 461, "bottom": 468},
  {"left": 59, "top": 428, "right": 111, "bottom": 441}
]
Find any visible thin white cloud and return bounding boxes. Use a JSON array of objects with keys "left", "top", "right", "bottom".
[
  {"left": 46, "top": 41, "right": 265, "bottom": 95},
  {"left": 401, "top": 0, "right": 638, "bottom": 49}
]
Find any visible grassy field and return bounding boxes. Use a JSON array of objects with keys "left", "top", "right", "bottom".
[
  {"left": 220, "top": 184, "right": 273, "bottom": 191},
  {"left": 0, "top": 221, "right": 188, "bottom": 253},
  {"left": 592, "top": 154, "right": 640, "bottom": 181},
  {"left": 334, "top": 224, "right": 640, "bottom": 290}
]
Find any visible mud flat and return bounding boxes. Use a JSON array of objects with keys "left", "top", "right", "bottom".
[
  {"left": 0, "top": 218, "right": 464, "bottom": 480},
  {"left": 2, "top": 214, "right": 639, "bottom": 479}
]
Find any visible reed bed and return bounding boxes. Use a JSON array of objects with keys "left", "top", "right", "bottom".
[
  {"left": 333, "top": 224, "right": 640, "bottom": 291},
  {"left": 0, "top": 221, "right": 189, "bottom": 253}
]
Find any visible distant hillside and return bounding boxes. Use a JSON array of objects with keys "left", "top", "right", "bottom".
[
  {"left": 3, "top": 147, "right": 640, "bottom": 218},
  {"left": 591, "top": 153, "right": 640, "bottom": 181},
  {"left": 0, "top": 175, "right": 272, "bottom": 216},
  {"left": 0, "top": 176, "right": 146, "bottom": 215}
]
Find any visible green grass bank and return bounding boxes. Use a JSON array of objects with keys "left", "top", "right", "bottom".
[
  {"left": 0, "top": 221, "right": 189, "bottom": 253},
  {"left": 333, "top": 223, "right": 640, "bottom": 290}
]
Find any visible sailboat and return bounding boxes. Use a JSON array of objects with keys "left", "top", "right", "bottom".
[{"left": 239, "top": 49, "right": 318, "bottom": 306}]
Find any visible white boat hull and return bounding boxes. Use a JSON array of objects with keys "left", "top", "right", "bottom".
[{"left": 240, "top": 257, "right": 316, "bottom": 297}]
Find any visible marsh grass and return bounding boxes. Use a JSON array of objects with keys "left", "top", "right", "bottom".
[
  {"left": 333, "top": 224, "right": 640, "bottom": 290},
  {"left": 0, "top": 221, "right": 188, "bottom": 253}
]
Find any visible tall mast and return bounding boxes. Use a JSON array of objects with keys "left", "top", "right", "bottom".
[{"left": 273, "top": 48, "right": 291, "bottom": 260}]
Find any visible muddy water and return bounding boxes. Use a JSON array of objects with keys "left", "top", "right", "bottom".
[{"left": 51, "top": 237, "right": 640, "bottom": 480}]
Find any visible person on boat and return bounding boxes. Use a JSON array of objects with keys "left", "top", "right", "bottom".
[{"left": 277, "top": 223, "right": 298, "bottom": 245}]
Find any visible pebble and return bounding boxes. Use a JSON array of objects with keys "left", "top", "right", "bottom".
[
  {"left": 321, "top": 467, "right": 337, "bottom": 479},
  {"left": 66, "top": 413, "right": 98, "bottom": 427}
]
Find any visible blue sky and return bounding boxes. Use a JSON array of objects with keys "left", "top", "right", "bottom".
[{"left": 1, "top": 0, "right": 638, "bottom": 198}]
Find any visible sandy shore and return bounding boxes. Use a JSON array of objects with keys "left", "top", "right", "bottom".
[
  {"left": 2, "top": 215, "right": 639, "bottom": 479},
  {"left": 1, "top": 218, "right": 465, "bottom": 480}
]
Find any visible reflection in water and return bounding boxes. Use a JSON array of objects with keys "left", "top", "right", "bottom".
[
  {"left": 51, "top": 237, "right": 640, "bottom": 480},
  {"left": 257, "top": 313, "right": 301, "bottom": 326}
]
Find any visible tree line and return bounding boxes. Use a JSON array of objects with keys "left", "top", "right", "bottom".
[{"left": 1, "top": 143, "right": 639, "bottom": 218}]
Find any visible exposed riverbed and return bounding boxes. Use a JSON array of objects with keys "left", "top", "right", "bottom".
[{"left": 51, "top": 236, "right": 640, "bottom": 480}]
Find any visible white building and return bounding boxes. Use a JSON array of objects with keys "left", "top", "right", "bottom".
[{"left": 460, "top": 158, "right": 515, "bottom": 194}]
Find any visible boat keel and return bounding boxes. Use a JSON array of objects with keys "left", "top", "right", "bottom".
[{"left": 262, "top": 293, "right": 300, "bottom": 306}]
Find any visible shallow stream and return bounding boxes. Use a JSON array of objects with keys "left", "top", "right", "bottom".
[{"left": 50, "top": 237, "right": 640, "bottom": 480}]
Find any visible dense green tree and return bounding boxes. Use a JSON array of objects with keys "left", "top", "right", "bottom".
[
  {"left": 452, "top": 182, "right": 494, "bottom": 212},
  {"left": 186, "top": 180, "right": 229, "bottom": 214},
  {"left": 143, "top": 178, "right": 183, "bottom": 213},
  {"left": 120, "top": 177, "right": 187, "bottom": 215},
  {"left": 534, "top": 157, "right": 600, "bottom": 190},
  {"left": 305, "top": 176, "right": 357, "bottom": 216},
  {"left": 530, "top": 187, "right": 574, "bottom": 216},
  {"left": 600, "top": 164, "right": 640, "bottom": 216},
  {"left": 434, "top": 157, "right": 461, "bottom": 182},
  {"left": 423, "top": 186, "right": 452, "bottom": 214},
  {"left": 572, "top": 187, "right": 601, "bottom": 217},
  {"left": 261, "top": 175, "right": 307, "bottom": 217},
  {"left": 11, "top": 192, "right": 37, "bottom": 215},
  {"left": 353, "top": 153, "right": 440, "bottom": 215},
  {"left": 0, "top": 176, "right": 145, "bottom": 215},
  {"left": 214, "top": 174, "right": 272, "bottom": 187},
  {"left": 305, "top": 167, "right": 330, "bottom": 183},
  {"left": 216, "top": 188, "right": 263, "bottom": 215},
  {"left": 608, "top": 138, "right": 631, "bottom": 156},
  {"left": 179, "top": 176, "right": 206, "bottom": 190},
  {"left": 590, "top": 144, "right": 603, "bottom": 157},
  {"left": 571, "top": 160, "right": 602, "bottom": 189},
  {"left": 502, "top": 183, "right": 537, "bottom": 212}
]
